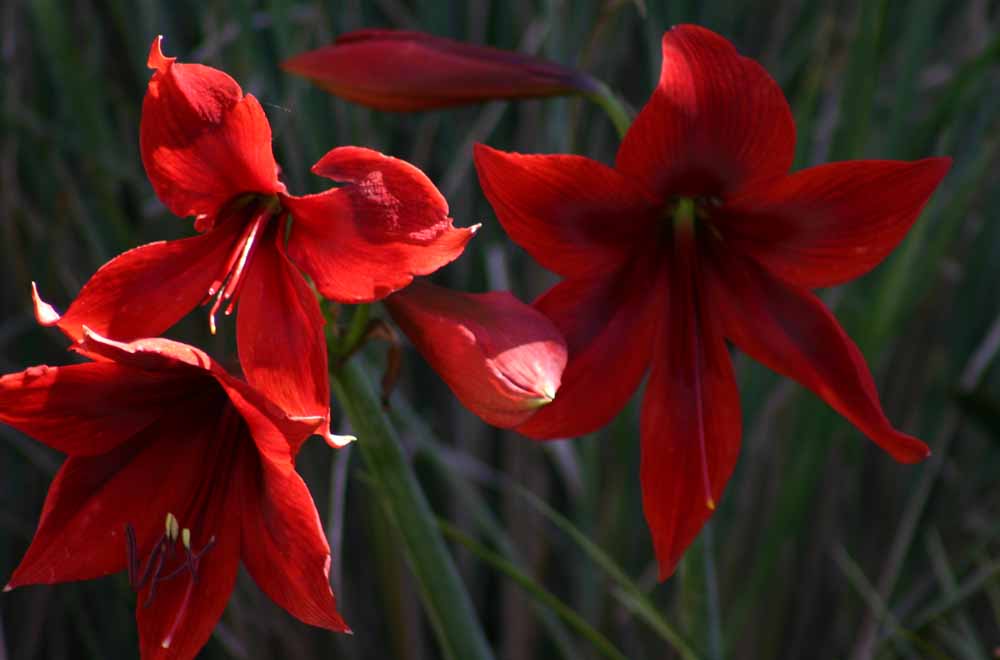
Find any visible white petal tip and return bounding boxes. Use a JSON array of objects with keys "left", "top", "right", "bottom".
[
  {"left": 31, "top": 282, "right": 62, "bottom": 327},
  {"left": 326, "top": 433, "right": 357, "bottom": 449},
  {"left": 3, "top": 584, "right": 12, "bottom": 593}
]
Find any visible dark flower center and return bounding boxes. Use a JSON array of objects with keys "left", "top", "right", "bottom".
[{"left": 125, "top": 512, "right": 216, "bottom": 650}]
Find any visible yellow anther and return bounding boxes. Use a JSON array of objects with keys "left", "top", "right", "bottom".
[
  {"left": 181, "top": 528, "right": 191, "bottom": 550},
  {"left": 165, "top": 513, "right": 179, "bottom": 541}
]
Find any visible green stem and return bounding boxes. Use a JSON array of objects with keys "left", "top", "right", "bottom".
[
  {"left": 585, "top": 79, "right": 632, "bottom": 139},
  {"left": 336, "top": 303, "right": 371, "bottom": 356},
  {"left": 331, "top": 360, "right": 495, "bottom": 660}
]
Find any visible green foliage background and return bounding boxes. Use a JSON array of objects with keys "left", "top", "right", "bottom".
[{"left": 2, "top": 0, "right": 999, "bottom": 658}]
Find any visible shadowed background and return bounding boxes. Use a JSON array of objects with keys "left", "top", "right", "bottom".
[{"left": 2, "top": 1, "right": 999, "bottom": 658}]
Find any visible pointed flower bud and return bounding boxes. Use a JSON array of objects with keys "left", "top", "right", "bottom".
[
  {"left": 282, "top": 29, "right": 598, "bottom": 111},
  {"left": 385, "top": 280, "right": 567, "bottom": 428}
]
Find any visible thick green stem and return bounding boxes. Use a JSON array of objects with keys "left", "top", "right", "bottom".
[
  {"left": 585, "top": 80, "right": 632, "bottom": 139},
  {"left": 331, "top": 359, "right": 495, "bottom": 660}
]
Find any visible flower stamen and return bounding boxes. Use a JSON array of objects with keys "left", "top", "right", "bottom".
[{"left": 203, "top": 209, "right": 272, "bottom": 334}]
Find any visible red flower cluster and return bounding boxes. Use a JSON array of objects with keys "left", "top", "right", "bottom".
[
  {"left": 4, "top": 35, "right": 566, "bottom": 659},
  {"left": 474, "top": 25, "right": 949, "bottom": 577}
]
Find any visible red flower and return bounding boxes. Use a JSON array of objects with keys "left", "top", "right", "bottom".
[
  {"left": 473, "top": 25, "right": 951, "bottom": 578},
  {"left": 38, "top": 36, "right": 475, "bottom": 446},
  {"left": 1, "top": 329, "right": 348, "bottom": 659},
  {"left": 385, "top": 279, "right": 567, "bottom": 427},
  {"left": 282, "top": 29, "right": 596, "bottom": 111}
]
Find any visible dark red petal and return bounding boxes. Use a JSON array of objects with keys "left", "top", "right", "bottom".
[
  {"left": 386, "top": 280, "right": 567, "bottom": 428},
  {"left": 709, "top": 248, "right": 929, "bottom": 463},
  {"left": 640, "top": 233, "right": 741, "bottom": 579},
  {"left": 0, "top": 361, "right": 197, "bottom": 456},
  {"left": 713, "top": 158, "right": 952, "bottom": 288},
  {"left": 516, "top": 258, "right": 659, "bottom": 439},
  {"left": 136, "top": 439, "right": 245, "bottom": 659},
  {"left": 5, "top": 395, "right": 225, "bottom": 588},
  {"left": 141, "top": 36, "right": 283, "bottom": 220},
  {"left": 284, "top": 147, "right": 475, "bottom": 302},
  {"left": 236, "top": 230, "right": 333, "bottom": 448},
  {"left": 38, "top": 228, "right": 237, "bottom": 343},
  {"left": 239, "top": 453, "right": 349, "bottom": 632},
  {"left": 473, "top": 144, "right": 660, "bottom": 278},
  {"left": 615, "top": 25, "right": 795, "bottom": 199},
  {"left": 281, "top": 29, "right": 594, "bottom": 111},
  {"left": 74, "top": 330, "right": 216, "bottom": 374}
]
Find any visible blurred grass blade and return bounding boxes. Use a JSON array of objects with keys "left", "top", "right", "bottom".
[
  {"left": 439, "top": 519, "right": 629, "bottom": 660},
  {"left": 331, "top": 359, "right": 494, "bottom": 660}
]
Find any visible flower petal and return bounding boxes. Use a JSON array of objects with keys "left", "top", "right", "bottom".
[
  {"left": 709, "top": 248, "right": 929, "bottom": 463},
  {"left": 239, "top": 453, "right": 349, "bottom": 632},
  {"left": 473, "top": 144, "right": 660, "bottom": 277},
  {"left": 640, "top": 234, "right": 741, "bottom": 579},
  {"left": 713, "top": 158, "right": 952, "bottom": 288},
  {"left": 284, "top": 147, "right": 475, "bottom": 302},
  {"left": 615, "top": 25, "right": 795, "bottom": 199},
  {"left": 135, "top": 438, "right": 245, "bottom": 659},
  {"left": 141, "top": 36, "right": 283, "bottom": 220},
  {"left": 282, "top": 29, "right": 594, "bottom": 111},
  {"left": 236, "top": 228, "right": 332, "bottom": 445},
  {"left": 5, "top": 390, "right": 227, "bottom": 588},
  {"left": 37, "top": 228, "right": 237, "bottom": 343},
  {"left": 0, "top": 361, "right": 196, "bottom": 456},
  {"left": 386, "top": 280, "right": 567, "bottom": 428},
  {"left": 516, "top": 258, "right": 659, "bottom": 439}
]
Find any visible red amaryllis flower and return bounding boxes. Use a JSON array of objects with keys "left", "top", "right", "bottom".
[
  {"left": 385, "top": 279, "right": 567, "bottom": 427},
  {"left": 1, "top": 329, "right": 348, "bottom": 659},
  {"left": 282, "top": 29, "right": 597, "bottom": 111},
  {"left": 37, "top": 36, "right": 474, "bottom": 446},
  {"left": 474, "top": 24, "right": 951, "bottom": 578}
]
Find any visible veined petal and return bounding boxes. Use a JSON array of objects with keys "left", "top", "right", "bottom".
[
  {"left": 709, "top": 248, "right": 929, "bottom": 463},
  {"left": 282, "top": 29, "right": 594, "bottom": 111},
  {"left": 714, "top": 158, "right": 952, "bottom": 288},
  {"left": 516, "top": 257, "right": 659, "bottom": 439},
  {"left": 386, "top": 280, "right": 567, "bottom": 428},
  {"left": 236, "top": 227, "right": 332, "bottom": 444},
  {"left": 37, "top": 227, "right": 238, "bottom": 343},
  {"left": 5, "top": 393, "right": 228, "bottom": 588},
  {"left": 473, "top": 144, "right": 660, "bottom": 277},
  {"left": 239, "top": 453, "right": 349, "bottom": 632},
  {"left": 141, "top": 36, "right": 283, "bottom": 220},
  {"left": 0, "top": 361, "right": 195, "bottom": 456},
  {"left": 616, "top": 25, "right": 794, "bottom": 199},
  {"left": 284, "top": 147, "right": 475, "bottom": 302},
  {"left": 640, "top": 233, "right": 741, "bottom": 579}
]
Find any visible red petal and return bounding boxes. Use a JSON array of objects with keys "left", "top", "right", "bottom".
[
  {"left": 5, "top": 391, "right": 227, "bottom": 588},
  {"left": 284, "top": 147, "right": 475, "bottom": 302},
  {"left": 640, "top": 233, "right": 741, "bottom": 579},
  {"left": 473, "top": 144, "right": 660, "bottom": 277},
  {"left": 136, "top": 439, "right": 245, "bottom": 659},
  {"left": 0, "top": 361, "right": 196, "bottom": 456},
  {"left": 516, "top": 258, "right": 659, "bottom": 439},
  {"left": 239, "top": 454, "right": 349, "bottom": 632},
  {"left": 713, "top": 158, "right": 952, "bottom": 288},
  {"left": 282, "top": 29, "right": 594, "bottom": 111},
  {"left": 141, "top": 36, "right": 283, "bottom": 220},
  {"left": 236, "top": 231, "right": 332, "bottom": 447},
  {"left": 39, "top": 228, "right": 237, "bottom": 343},
  {"left": 386, "top": 280, "right": 567, "bottom": 428},
  {"left": 615, "top": 25, "right": 795, "bottom": 199},
  {"left": 709, "top": 248, "right": 929, "bottom": 463}
]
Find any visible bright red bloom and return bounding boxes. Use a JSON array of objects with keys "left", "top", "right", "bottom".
[
  {"left": 1, "top": 329, "right": 348, "bottom": 659},
  {"left": 39, "top": 36, "right": 475, "bottom": 445},
  {"left": 474, "top": 25, "right": 951, "bottom": 578},
  {"left": 282, "top": 29, "right": 597, "bottom": 111},
  {"left": 385, "top": 279, "right": 567, "bottom": 427}
]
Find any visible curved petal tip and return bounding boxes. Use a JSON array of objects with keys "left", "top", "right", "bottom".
[
  {"left": 31, "top": 282, "right": 62, "bottom": 327},
  {"left": 324, "top": 431, "right": 356, "bottom": 449},
  {"left": 2, "top": 584, "right": 12, "bottom": 593},
  {"left": 147, "top": 35, "right": 175, "bottom": 72}
]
